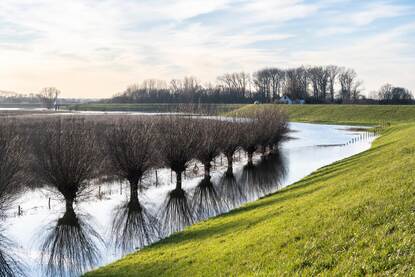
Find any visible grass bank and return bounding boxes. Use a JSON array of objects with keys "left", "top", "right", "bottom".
[
  {"left": 65, "top": 103, "right": 245, "bottom": 114},
  {"left": 86, "top": 105, "right": 415, "bottom": 276},
  {"left": 232, "top": 104, "right": 415, "bottom": 125}
]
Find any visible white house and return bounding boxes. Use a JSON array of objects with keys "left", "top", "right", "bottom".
[
  {"left": 279, "top": 95, "right": 293, "bottom": 104},
  {"left": 279, "top": 95, "right": 305, "bottom": 105}
]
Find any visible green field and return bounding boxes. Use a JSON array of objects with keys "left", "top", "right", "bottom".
[
  {"left": 233, "top": 104, "right": 415, "bottom": 125},
  {"left": 86, "top": 104, "right": 415, "bottom": 276},
  {"left": 65, "top": 103, "right": 246, "bottom": 114}
]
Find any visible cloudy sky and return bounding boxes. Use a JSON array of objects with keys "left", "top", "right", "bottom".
[{"left": 0, "top": 0, "right": 414, "bottom": 98}]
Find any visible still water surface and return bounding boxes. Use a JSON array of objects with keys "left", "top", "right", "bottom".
[{"left": 4, "top": 122, "right": 375, "bottom": 276}]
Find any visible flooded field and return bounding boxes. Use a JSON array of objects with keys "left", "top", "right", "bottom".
[{"left": 2, "top": 121, "right": 376, "bottom": 276}]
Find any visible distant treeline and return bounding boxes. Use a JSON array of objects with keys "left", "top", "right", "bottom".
[
  {"left": 0, "top": 92, "right": 40, "bottom": 104},
  {"left": 0, "top": 89, "right": 97, "bottom": 108},
  {"left": 109, "top": 65, "right": 413, "bottom": 105}
]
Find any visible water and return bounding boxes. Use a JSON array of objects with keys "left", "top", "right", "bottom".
[{"left": 2, "top": 122, "right": 376, "bottom": 276}]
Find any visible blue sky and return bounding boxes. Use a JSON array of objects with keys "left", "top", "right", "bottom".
[{"left": 0, "top": 0, "right": 414, "bottom": 98}]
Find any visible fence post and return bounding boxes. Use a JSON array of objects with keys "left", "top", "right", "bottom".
[{"left": 155, "top": 170, "right": 158, "bottom": 186}]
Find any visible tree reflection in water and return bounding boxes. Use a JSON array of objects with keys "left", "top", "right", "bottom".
[
  {"left": 192, "top": 175, "right": 227, "bottom": 220},
  {"left": 239, "top": 151, "right": 287, "bottom": 202},
  {"left": 219, "top": 168, "right": 246, "bottom": 210},
  {"left": 40, "top": 206, "right": 103, "bottom": 277},
  {"left": 111, "top": 199, "right": 159, "bottom": 254},
  {"left": 0, "top": 228, "right": 24, "bottom": 277}
]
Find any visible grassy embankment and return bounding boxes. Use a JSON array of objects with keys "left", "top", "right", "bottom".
[
  {"left": 87, "top": 104, "right": 415, "bottom": 276},
  {"left": 65, "top": 103, "right": 245, "bottom": 114},
  {"left": 233, "top": 104, "right": 415, "bottom": 125}
]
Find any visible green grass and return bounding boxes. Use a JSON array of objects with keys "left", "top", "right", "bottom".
[
  {"left": 65, "top": 103, "right": 246, "bottom": 114},
  {"left": 86, "top": 104, "right": 415, "bottom": 276},
  {"left": 232, "top": 104, "right": 415, "bottom": 125}
]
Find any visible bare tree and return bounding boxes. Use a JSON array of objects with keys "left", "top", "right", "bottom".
[
  {"left": 156, "top": 115, "right": 200, "bottom": 235},
  {"left": 29, "top": 117, "right": 103, "bottom": 276},
  {"left": 308, "top": 66, "right": 329, "bottom": 101},
  {"left": 219, "top": 118, "right": 246, "bottom": 208},
  {"left": 284, "top": 67, "right": 309, "bottom": 100},
  {"left": 327, "top": 65, "right": 341, "bottom": 102},
  {"left": 0, "top": 120, "right": 27, "bottom": 276},
  {"left": 377, "top": 84, "right": 413, "bottom": 103},
  {"left": 255, "top": 107, "right": 289, "bottom": 153},
  {"left": 253, "top": 69, "right": 272, "bottom": 102},
  {"left": 237, "top": 108, "right": 288, "bottom": 201},
  {"left": 192, "top": 119, "right": 227, "bottom": 219},
  {"left": 268, "top": 68, "right": 285, "bottom": 101},
  {"left": 37, "top": 87, "right": 61, "bottom": 109},
  {"left": 100, "top": 118, "right": 160, "bottom": 252},
  {"left": 217, "top": 72, "right": 251, "bottom": 99},
  {"left": 351, "top": 80, "right": 363, "bottom": 101},
  {"left": 339, "top": 68, "right": 362, "bottom": 102}
]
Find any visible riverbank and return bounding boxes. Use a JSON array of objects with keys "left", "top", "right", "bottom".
[
  {"left": 64, "top": 103, "right": 245, "bottom": 114},
  {"left": 233, "top": 104, "right": 415, "bottom": 125},
  {"left": 86, "top": 105, "right": 415, "bottom": 276}
]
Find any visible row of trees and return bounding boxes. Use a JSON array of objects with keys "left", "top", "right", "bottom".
[
  {"left": 370, "top": 84, "right": 413, "bottom": 104},
  {"left": 110, "top": 65, "right": 413, "bottom": 104},
  {"left": 0, "top": 87, "right": 61, "bottom": 109},
  {"left": 0, "top": 108, "right": 288, "bottom": 276}
]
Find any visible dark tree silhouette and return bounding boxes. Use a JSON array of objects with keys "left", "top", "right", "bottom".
[
  {"left": 29, "top": 117, "right": 103, "bottom": 276},
  {"left": 240, "top": 150, "right": 287, "bottom": 201},
  {"left": 255, "top": 107, "right": 289, "bottom": 153},
  {"left": 40, "top": 212, "right": 103, "bottom": 277},
  {"left": 218, "top": 119, "right": 246, "bottom": 208},
  {"left": 37, "top": 87, "right": 60, "bottom": 109},
  {"left": 238, "top": 109, "right": 288, "bottom": 200},
  {"left": 192, "top": 119, "right": 227, "bottom": 220},
  {"left": 156, "top": 115, "right": 200, "bottom": 235},
  {"left": 100, "top": 118, "right": 160, "bottom": 252},
  {"left": 0, "top": 120, "right": 26, "bottom": 276}
]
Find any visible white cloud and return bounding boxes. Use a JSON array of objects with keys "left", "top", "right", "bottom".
[
  {"left": 349, "top": 2, "right": 409, "bottom": 26},
  {"left": 0, "top": 0, "right": 414, "bottom": 97},
  {"left": 290, "top": 23, "right": 415, "bottom": 95}
]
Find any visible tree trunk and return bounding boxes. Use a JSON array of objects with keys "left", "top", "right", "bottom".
[
  {"left": 129, "top": 178, "right": 139, "bottom": 205},
  {"left": 226, "top": 154, "right": 233, "bottom": 175},
  {"left": 176, "top": 171, "right": 183, "bottom": 190},
  {"left": 65, "top": 198, "right": 74, "bottom": 213},
  {"left": 204, "top": 163, "right": 211, "bottom": 178},
  {"left": 248, "top": 152, "right": 253, "bottom": 165}
]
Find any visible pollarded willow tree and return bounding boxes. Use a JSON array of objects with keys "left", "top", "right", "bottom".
[
  {"left": 191, "top": 118, "right": 227, "bottom": 220},
  {"left": 242, "top": 149, "right": 287, "bottom": 200},
  {"left": 100, "top": 117, "right": 160, "bottom": 252},
  {"left": 218, "top": 118, "right": 246, "bottom": 209},
  {"left": 239, "top": 115, "right": 261, "bottom": 166},
  {"left": 156, "top": 115, "right": 200, "bottom": 235},
  {"left": 255, "top": 108, "right": 289, "bottom": 155},
  {"left": 29, "top": 117, "right": 103, "bottom": 277},
  {"left": 0, "top": 120, "right": 27, "bottom": 276},
  {"left": 239, "top": 109, "right": 288, "bottom": 201}
]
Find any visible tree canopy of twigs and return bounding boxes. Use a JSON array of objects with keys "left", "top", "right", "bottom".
[
  {"left": 156, "top": 115, "right": 200, "bottom": 235},
  {"left": 192, "top": 119, "right": 227, "bottom": 219},
  {"left": 0, "top": 120, "right": 27, "bottom": 217},
  {"left": 221, "top": 119, "right": 244, "bottom": 174},
  {"left": 0, "top": 120, "right": 26, "bottom": 276},
  {"left": 40, "top": 212, "right": 103, "bottom": 277},
  {"left": 28, "top": 117, "right": 104, "bottom": 276},
  {"left": 100, "top": 118, "right": 160, "bottom": 252},
  {"left": 37, "top": 87, "right": 61, "bottom": 109},
  {"left": 29, "top": 117, "right": 101, "bottom": 206}
]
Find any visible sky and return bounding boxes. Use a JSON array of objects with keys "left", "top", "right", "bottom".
[{"left": 0, "top": 0, "right": 414, "bottom": 98}]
